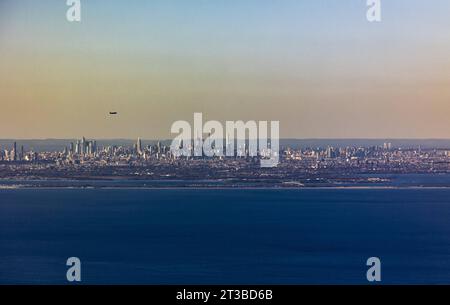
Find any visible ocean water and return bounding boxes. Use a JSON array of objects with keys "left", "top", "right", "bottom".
[{"left": 1, "top": 188, "right": 450, "bottom": 284}]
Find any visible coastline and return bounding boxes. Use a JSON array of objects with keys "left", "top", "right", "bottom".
[
  {"left": 2, "top": 185, "right": 450, "bottom": 190},
  {"left": 2, "top": 173, "right": 450, "bottom": 190}
]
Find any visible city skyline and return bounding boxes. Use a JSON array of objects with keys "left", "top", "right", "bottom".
[
  {"left": 1, "top": 1, "right": 450, "bottom": 139},
  {"left": 2, "top": 134, "right": 450, "bottom": 190}
]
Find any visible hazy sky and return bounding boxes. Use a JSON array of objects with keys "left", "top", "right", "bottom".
[{"left": 1, "top": 0, "right": 450, "bottom": 139}]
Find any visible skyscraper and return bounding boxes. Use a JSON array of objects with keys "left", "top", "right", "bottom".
[
  {"left": 81, "top": 137, "right": 86, "bottom": 155},
  {"left": 137, "top": 138, "right": 142, "bottom": 155},
  {"left": 13, "top": 142, "right": 17, "bottom": 161},
  {"left": 75, "top": 140, "right": 80, "bottom": 155}
]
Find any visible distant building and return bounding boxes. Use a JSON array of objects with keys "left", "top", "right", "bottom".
[
  {"left": 13, "top": 142, "right": 17, "bottom": 161},
  {"left": 137, "top": 138, "right": 142, "bottom": 155},
  {"left": 383, "top": 142, "right": 392, "bottom": 150}
]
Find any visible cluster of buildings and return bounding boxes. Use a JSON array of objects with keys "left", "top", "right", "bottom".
[
  {"left": 68, "top": 137, "right": 98, "bottom": 156},
  {"left": 2, "top": 138, "right": 450, "bottom": 175},
  {"left": 64, "top": 137, "right": 170, "bottom": 162},
  {"left": 52, "top": 137, "right": 258, "bottom": 164},
  {"left": 0, "top": 142, "right": 38, "bottom": 162}
]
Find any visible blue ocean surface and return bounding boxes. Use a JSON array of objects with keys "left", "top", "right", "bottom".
[{"left": 1, "top": 188, "right": 450, "bottom": 284}]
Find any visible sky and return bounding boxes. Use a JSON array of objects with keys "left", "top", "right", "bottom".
[{"left": 1, "top": 0, "right": 450, "bottom": 139}]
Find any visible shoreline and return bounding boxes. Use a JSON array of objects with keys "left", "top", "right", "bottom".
[{"left": 1, "top": 186, "right": 450, "bottom": 190}]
